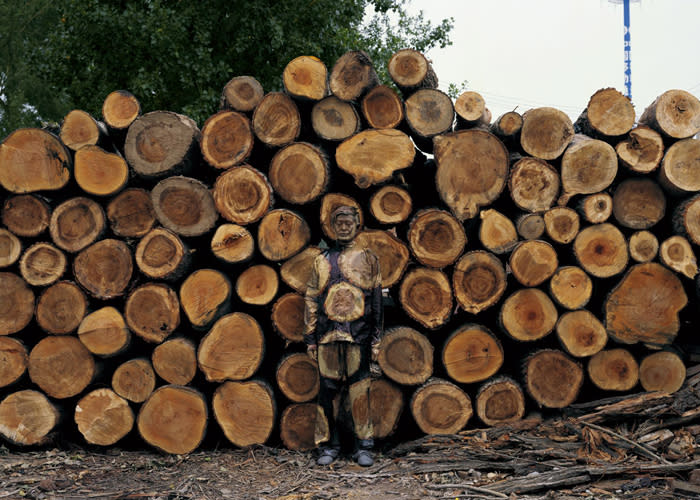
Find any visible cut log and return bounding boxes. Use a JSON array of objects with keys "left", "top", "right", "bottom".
[
  {"left": 410, "top": 378, "right": 472, "bottom": 435},
  {"left": 574, "top": 88, "right": 635, "bottom": 139},
  {"left": 74, "top": 145, "right": 129, "bottom": 197},
  {"left": 36, "top": 281, "right": 87, "bottom": 335},
  {"left": 310, "top": 96, "right": 361, "bottom": 142},
  {"left": 452, "top": 250, "right": 507, "bottom": 315},
  {"left": 370, "top": 185, "right": 412, "bottom": 225},
  {"left": 323, "top": 281, "right": 365, "bottom": 322},
  {"left": 124, "top": 283, "right": 180, "bottom": 343},
  {"left": 490, "top": 111, "right": 523, "bottom": 146},
  {"left": 387, "top": 49, "right": 437, "bottom": 96},
  {"left": 508, "top": 157, "right": 560, "bottom": 213},
  {"left": 197, "top": 312, "right": 264, "bottom": 382},
  {"left": 639, "top": 89, "right": 700, "bottom": 139},
  {"left": 111, "top": 358, "right": 156, "bottom": 403},
  {"left": 433, "top": 130, "right": 509, "bottom": 221},
  {"left": 354, "top": 229, "right": 410, "bottom": 288},
  {"left": 236, "top": 264, "right": 279, "bottom": 305},
  {"left": 658, "top": 138, "right": 700, "bottom": 195},
  {"left": 151, "top": 176, "right": 218, "bottom": 237},
  {"left": 0, "top": 272, "right": 35, "bottom": 335},
  {"left": 377, "top": 326, "right": 433, "bottom": 385},
  {"left": 475, "top": 376, "right": 526, "bottom": 427},
  {"left": 612, "top": 178, "right": 666, "bottom": 230},
  {"left": 269, "top": 142, "right": 329, "bottom": 204},
  {"left": 0, "top": 390, "right": 60, "bottom": 445},
  {"left": 524, "top": 350, "right": 584, "bottom": 408},
  {"left": 137, "top": 385, "right": 208, "bottom": 454},
  {"left": 629, "top": 230, "right": 659, "bottom": 263},
  {"left": 279, "top": 403, "right": 328, "bottom": 451},
  {"left": 283, "top": 55, "right": 328, "bottom": 101},
  {"left": 605, "top": 262, "right": 687, "bottom": 346},
  {"left": 210, "top": 224, "right": 255, "bottom": 264},
  {"left": 329, "top": 50, "right": 379, "bottom": 101},
  {"left": 520, "top": 107, "right": 574, "bottom": 160},
  {"left": 399, "top": 267, "right": 452, "bottom": 330},
  {"left": 659, "top": 235, "right": 698, "bottom": 279},
  {"left": 407, "top": 208, "right": 466, "bottom": 268},
  {"left": 135, "top": 227, "right": 190, "bottom": 281},
  {"left": 544, "top": 206, "right": 580, "bottom": 244},
  {"left": 674, "top": 194, "right": 700, "bottom": 246},
  {"left": 106, "top": 188, "right": 157, "bottom": 238},
  {"left": 74, "top": 388, "right": 134, "bottom": 446},
  {"left": 509, "top": 240, "right": 558, "bottom": 287},
  {"left": 49, "top": 196, "right": 106, "bottom": 253},
  {"left": 180, "top": 268, "right": 231, "bottom": 330},
  {"left": 500, "top": 288, "right": 558, "bottom": 342},
  {"left": 1, "top": 194, "right": 50, "bottom": 237},
  {"left": 577, "top": 192, "right": 613, "bottom": 224},
  {"left": 335, "top": 129, "right": 415, "bottom": 188},
  {"left": 442, "top": 323, "right": 504, "bottom": 384},
  {"left": 280, "top": 246, "right": 322, "bottom": 294},
  {"left": 454, "top": 91, "right": 487, "bottom": 128},
  {"left": 199, "top": 110, "right": 254, "bottom": 169},
  {"left": 516, "top": 213, "right": 546, "bottom": 240},
  {"left": 616, "top": 125, "right": 664, "bottom": 174},
  {"left": 639, "top": 351, "right": 686, "bottom": 394},
  {"left": 573, "top": 223, "right": 628, "bottom": 278},
  {"left": 73, "top": 239, "right": 133, "bottom": 299},
  {"left": 549, "top": 266, "right": 593, "bottom": 310},
  {"left": 478, "top": 209, "right": 518, "bottom": 254},
  {"left": 369, "top": 378, "right": 404, "bottom": 439},
  {"left": 220, "top": 75, "right": 264, "bottom": 112},
  {"left": 587, "top": 348, "right": 639, "bottom": 391},
  {"left": 252, "top": 92, "right": 301, "bottom": 147},
  {"left": 213, "top": 165, "right": 273, "bottom": 225},
  {"left": 0, "top": 228, "right": 21, "bottom": 268},
  {"left": 0, "top": 128, "right": 71, "bottom": 193},
  {"left": 257, "top": 209, "right": 310, "bottom": 261},
  {"left": 213, "top": 380, "right": 276, "bottom": 447},
  {"left": 559, "top": 134, "right": 618, "bottom": 205},
  {"left": 77, "top": 306, "right": 130, "bottom": 357},
  {"left": 102, "top": 90, "right": 141, "bottom": 132},
  {"left": 556, "top": 309, "right": 607, "bottom": 358},
  {"left": 271, "top": 293, "right": 306, "bottom": 343},
  {"left": 151, "top": 337, "right": 197, "bottom": 386},
  {"left": 320, "top": 193, "right": 363, "bottom": 241},
  {"left": 276, "top": 352, "right": 320, "bottom": 403},
  {"left": 124, "top": 111, "right": 200, "bottom": 178},
  {"left": 28, "top": 336, "right": 95, "bottom": 399},
  {"left": 404, "top": 88, "right": 454, "bottom": 151},
  {"left": 0, "top": 337, "right": 28, "bottom": 388},
  {"left": 361, "top": 85, "right": 404, "bottom": 129}
]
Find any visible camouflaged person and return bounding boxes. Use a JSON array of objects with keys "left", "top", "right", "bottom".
[{"left": 303, "top": 205, "right": 383, "bottom": 467}]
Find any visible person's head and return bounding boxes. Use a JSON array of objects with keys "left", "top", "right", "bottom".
[{"left": 331, "top": 205, "right": 360, "bottom": 244}]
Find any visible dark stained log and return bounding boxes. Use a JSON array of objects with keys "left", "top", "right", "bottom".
[
  {"left": 60, "top": 109, "right": 106, "bottom": 151},
  {"left": 200, "top": 110, "right": 254, "bottom": 169},
  {"left": 361, "top": 85, "right": 404, "bottom": 129},
  {"left": 102, "top": 90, "right": 141, "bottom": 132},
  {"left": 276, "top": 352, "right": 319, "bottom": 403},
  {"left": 628, "top": 230, "right": 659, "bottom": 263},
  {"left": 0, "top": 128, "right": 71, "bottom": 193},
  {"left": 257, "top": 209, "right": 310, "bottom": 261},
  {"left": 555, "top": 309, "right": 607, "bottom": 358},
  {"left": 0, "top": 272, "right": 34, "bottom": 335},
  {"left": 252, "top": 92, "right": 301, "bottom": 147},
  {"left": 433, "top": 130, "right": 509, "bottom": 221},
  {"left": 106, "top": 188, "right": 157, "bottom": 238},
  {"left": 49, "top": 196, "right": 106, "bottom": 253},
  {"left": 454, "top": 91, "right": 488, "bottom": 128},
  {"left": 410, "top": 378, "right": 472, "bottom": 435},
  {"left": 674, "top": 193, "right": 700, "bottom": 246},
  {"left": 0, "top": 228, "right": 21, "bottom": 268},
  {"left": 442, "top": 323, "right": 504, "bottom": 384},
  {"left": 407, "top": 208, "right": 466, "bottom": 268},
  {"left": 659, "top": 235, "right": 697, "bottom": 279},
  {"left": 369, "top": 185, "right": 412, "bottom": 225},
  {"left": 2, "top": 194, "right": 50, "bottom": 237},
  {"left": 587, "top": 348, "right": 639, "bottom": 391},
  {"left": 73, "top": 239, "right": 133, "bottom": 299},
  {"left": 516, "top": 213, "right": 546, "bottom": 240},
  {"left": 549, "top": 266, "right": 593, "bottom": 310},
  {"left": 574, "top": 88, "right": 635, "bottom": 139},
  {"left": 452, "top": 250, "right": 507, "bottom": 315},
  {"left": 151, "top": 337, "right": 197, "bottom": 386},
  {"left": 236, "top": 264, "right": 279, "bottom": 306},
  {"left": 213, "top": 380, "right": 276, "bottom": 447},
  {"left": 605, "top": 262, "right": 687, "bottom": 346},
  {"left": 124, "top": 283, "right": 180, "bottom": 343},
  {"left": 0, "top": 337, "right": 28, "bottom": 388},
  {"left": 74, "top": 145, "right": 129, "bottom": 197},
  {"left": 475, "top": 376, "right": 526, "bottom": 427},
  {"left": 180, "top": 268, "right": 232, "bottom": 330},
  {"left": 28, "top": 336, "right": 95, "bottom": 399},
  {"left": 369, "top": 378, "right": 404, "bottom": 439},
  {"left": 520, "top": 107, "right": 574, "bottom": 160},
  {"left": 213, "top": 165, "right": 273, "bottom": 225},
  {"left": 211, "top": 223, "right": 255, "bottom": 264},
  {"left": 387, "top": 49, "right": 438, "bottom": 97},
  {"left": 658, "top": 138, "right": 700, "bottom": 195},
  {"left": 271, "top": 293, "right": 306, "bottom": 343},
  {"left": 151, "top": 176, "right": 218, "bottom": 237},
  {"left": 508, "top": 157, "right": 560, "bottom": 213},
  {"left": 577, "top": 192, "right": 613, "bottom": 224},
  {"left": 283, "top": 55, "right": 328, "bottom": 101},
  {"left": 36, "top": 281, "right": 87, "bottom": 334},
  {"left": 319, "top": 193, "right": 363, "bottom": 241},
  {"left": 354, "top": 229, "right": 410, "bottom": 288},
  {"left": 0, "top": 390, "right": 60, "bottom": 445},
  {"left": 74, "top": 388, "right": 134, "bottom": 446},
  {"left": 612, "top": 178, "right": 666, "bottom": 230},
  {"left": 639, "top": 351, "right": 686, "bottom": 394},
  {"left": 573, "top": 223, "right": 628, "bottom": 278},
  {"left": 639, "top": 89, "right": 700, "bottom": 139},
  {"left": 544, "top": 206, "right": 580, "bottom": 244},
  {"left": 490, "top": 111, "right": 523, "bottom": 148},
  {"left": 280, "top": 246, "right": 321, "bottom": 294},
  {"left": 500, "top": 288, "right": 558, "bottom": 342},
  {"left": 616, "top": 125, "right": 664, "bottom": 174},
  {"left": 269, "top": 142, "right": 329, "bottom": 204},
  {"left": 111, "top": 358, "right": 156, "bottom": 403},
  {"left": 399, "top": 267, "right": 452, "bottom": 330},
  {"left": 509, "top": 240, "right": 558, "bottom": 287},
  {"left": 220, "top": 75, "right": 264, "bottom": 113},
  {"left": 559, "top": 134, "right": 618, "bottom": 205},
  {"left": 377, "top": 326, "right": 434, "bottom": 386},
  {"left": 77, "top": 306, "right": 130, "bottom": 357},
  {"left": 135, "top": 227, "right": 190, "bottom": 281},
  {"left": 329, "top": 50, "right": 379, "bottom": 102},
  {"left": 311, "top": 96, "right": 361, "bottom": 142},
  {"left": 137, "top": 385, "right": 208, "bottom": 454},
  {"left": 524, "top": 349, "right": 584, "bottom": 408},
  {"left": 279, "top": 403, "right": 328, "bottom": 451},
  {"left": 478, "top": 209, "right": 518, "bottom": 254},
  {"left": 404, "top": 89, "right": 454, "bottom": 152}
]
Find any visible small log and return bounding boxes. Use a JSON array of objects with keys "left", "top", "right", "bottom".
[
  {"left": 197, "top": 312, "right": 264, "bottom": 382},
  {"left": 574, "top": 88, "right": 635, "bottom": 139},
  {"left": 106, "top": 188, "right": 157, "bottom": 238},
  {"left": 137, "top": 385, "right": 208, "bottom": 454},
  {"left": 549, "top": 266, "right": 593, "bottom": 310},
  {"left": 1, "top": 194, "right": 50, "bottom": 237},
  {"left": 310, "top": 96, "right": 361, "bottom": 142},
  {"left": 283, "top": 55, "right": 328, "bottom": 101},
  {"left": 674, "top": 194, "right": 700, "bottom": 246},
  {"left": 28, "top": 336, "right": 95, "bottom": 399},
  {"left": 354, "top": 229, "right": 410, "bottom": 288},
  {"left": 454, "top": 91, "right": 488, "bottom": 128},
  {"left": 361, "top": 85, "right": 404, "bottom": 129},
  {"left": 475, "top": 376, "right": 526, "bottom": 427},
  {"left": 73, "top": 239, "right": 133, "bottom": 299},
  {"left": 399, "top": 267, "right": 452, "bottom": 330},
  {"left": 269, "top": 142, "right": 329, "bottom": 204},
  {"left": 544, "top": 206, "right": 580, "bottom": 244},
  {"left": 151, "top": 176, "right": 218, "bottom": 237},
  {"left": 615, "top": 125, "right": 664, "bottom": 174},
  {"left": 213, "top": 380, "right": 276, "bottom": 447},
  {"left": 478, "top": 209, "right": 518, "bottom": 254},
  {"left": 370, "top": 185, "right": 412, "bottom": 225},
  {"left": 639, "top": 89, "right": 700, "bottom": 139},
  {"left": 556, "top": 309, "right": 607, "bottom": 358},
  {"left": 508, "top": 157, "right": 560, "bottom": 213},
  {"left": 524, "top": 349, "right": 584, "bottom": 408},
  {"left": 629, "top": 230, "right": 660, "bottom": 263},
  {"left": 404, "top": 89, "right": 454, "bottom": 152},
  {"left": 257, "top": 209, "right": 310, "bottom": 261},
  {"left": 0, "top": 337, "right": 28, "bottom": 388},
  {"left": 74, "top": 388, "right": 134, "bottom": 446},
  {"left": 329, "top": 50, "right": 379, "bottom": 101},
  {"left": 442, "top": 323, "right": 504, "bottom": 384},
  {"left": 49, "top": 196, "right": 106, "bottom": 253},
  {"left": 658, "top": 138, "right": 700, "bottom": 195},
  {"left": 323, "top": 281, "right": 365, "bottom": 322},
  {"left": 279, "top": 403, "right": 328, "bottom": 451},
  {"left": 407, "top": 208, "right": 467, "bottom": 268},
  {"left": 213, "top": 165, "right": 273, "bottom": 225},
  {"left": 509, "top": 240, "right": 558, "bottom": 287},
  {"left": 124, "top": 283, "right": 180, "bottom": 344},
  {"left": 134, "top": 227, "right": 190, "bottom": 281},
  {"left": 77, "top": 306, "right": 130, "bottom": 357},
  {"left": 210, "top": 224, "right": 255, "bottom": 264},
  {"left": 200, "top": 110, "right": 254, "bottom": 169},
  {"left": 520, "top": 107, "right": 574, "bottom": 160},
  {"left": 180, "top": 268, "right": 232, "bottom": 330},
  {"left": 387, "top": 48, "right": 437, "bottom": 96},
  {"left": 74, "top": 145, "right": 129, "bottom": 197},
  {"left": 319, "top": 193, "right": 363, "bottom": 241},
  {"left": 280, "top": 246, "right": 322, "bottom": 294},
  {"left": 252, "top": 92, "right": 301, "bottom": 147},
  {"left": 452, "top": 250, "right": 507, "bottom": 315},
  {"left": 639, "top": 351, "right": 686, "bottom": 394},
  {"left": 490, "top": 111, "right": 523, "bottom": 147},
  {"left": 573, "top": 223, "right": 628, "bottom": 278},
  {"left": 151, "top": 337, "right": 197, "bottom": 386},
  {"left": 377, "top": 326, "right": 434, "bottom": 385},
  {"left": 271, "top": 293, "right": 306, "bottom": 343},
  {"left": 516, "top": 213, "right": 546, "bottom": 240},
  {"left": 236, "top": 264, "right": 279, "bottom": 306},
  {"left": 612, "top": 178, "right": 666, "bottom": 230},
  {"left": 660, "top": 235, "right": 698, "bottom": 279},
  {"left": 0, "top": 272, "right": 35, "bottom": 335},
  {"left": 276, "top": 352, "right": 320, "bottom": 403},
  {"left": 587, "top": 348, "right": 639, "bottom": 391},
  {"left": 559, "top": 135, "right": 618, "bottom": 205},
  {"left": 102, "top": 90, "right": 141, "bottom": 132},
  {"left": 577, "top": 192, "right": 613, "bottom": 224},
  {"left": 410, "top": 378, "right": 472, "bottom": 435},
  {"left": 370, "top": 378, "right": 404, "bottom": 439},
  {"left": 220, "top": 75, "right": 264, "bottom": 112},
  {"left": 36, "top": 281, "right": 87, "bottom": 335},
  {"left": 0, "top": 229, "right": 21, "bottom": 268},
  {"left": 111, "top": 358, "right": 156, "bottom": 403},
  {"left": 0, "top": 390, "right": 60, "bottom": 445},
  {"left": 500, "top": 288, "right": 558, "bottom": 342}
]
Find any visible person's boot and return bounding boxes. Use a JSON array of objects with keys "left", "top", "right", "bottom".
[
  {"left": 316, "top": 446, "right": 340, "bottom": 466},
  {"left": 353, "top": 438, "right": 374, "bottom": 467}
]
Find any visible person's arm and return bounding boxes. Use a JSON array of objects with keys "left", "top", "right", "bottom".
[
  {"left": 303, "top": 256, "right": 322, "bottom": 357},
  {"left": 369, "top": 252, "right": 383, "bottom": 349}
]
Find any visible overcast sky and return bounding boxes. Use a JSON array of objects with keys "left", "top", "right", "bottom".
[{"left": 405, "top": 0, "right": 700, "bottom": 121}]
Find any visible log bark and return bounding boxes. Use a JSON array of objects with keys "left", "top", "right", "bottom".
[
  {"left": 135, "top": 227, "right": 190, "bottom": 281},
  {"left": 1, "top": 194, "right": 50, "bottom": 237},
  {"left": 543, "top": 206, "right": 580, "bottom": 244},
  {"left": 73, "top": 239, "right": 133, "bottom": 299},
  {"left": 74, "top": 388, "right": 134, "bottom": 446},
  {"left": 36, "top": 281, "right": 87, "bottom": 335},
  {"left": 658, "top": 138, "right": 700, "bottom": 195},
  {"left": 587, "top": 348, "right": 639, "bottom": 391},
  {"left": 520, "top": 107, "right": 574, "bottom": 160},
  {"left": 102, "top": 90, "right": 140, "bottom": 132},
  {"left": 271, "top": 293, "right": 306, "bottom": 343},
  {"left": 369, "top": 378, "right": 404, "bottom": 439},
  {"left": 516, "top": 213, "right": 545, "bottom": 240},
  {"left": 659, "top": 235, "right": 697, "bottom": 279},
  {"left": 28, "top": 336, "right": 95, "bottom": 399},
  {"left": 559, "top": 135, "right": 617, "bottom": 205},
  {"left": 200, "top": 110, "right": 254, "bottom": 169},
  {"left": 210, "top": 223, "right": 255, "bottom": 264},
  {"left": 151, "top": 176, "right": 218, "bottom": 237},
  {"left": 399, "top": 267, "right": 452, "bottom": 330},
  {"left": 0, "top": 390, "right": 60, "bottom": 445},
  {"left": 276, "top": 352, "right": 320, "bottom": 403},
  {"left": 404, "top": 89, "right": 454, "bottom": 152},
  {"left": 0, "top": 272, "right": 35, "bottom": 335},
  {"left": 220, "top": 75, "right": 264, "bottom": 113},
  {"left": 442, "top": 323, "right": 504, "bottom": 384},
  {"left": 283, "top": 55, "right": 328, "bottom": 101},
  {"left": 111, "top": 358, "right": 156, "bottom": 403},
  {"left": 257, "top": 209, "right": 310, "bottom": 262},
  {"left": 279, "top": 403, "right": 328, "bottom": 451},
  {"left": 615, "top": 125, "right": 664, "bottom": 173},
  {"left": 320, "top": 193, "right": 363, "bottom": 241},
  {"left": 49, "top": 196, "right": 106, "bottom": 253},
  {"left": 673, "top": 193, "right": 700, "bottom": 246},
  {"left": 213, "top": 165, "right": 273, "bottom": 225},
  {"left": 252, "top": 92, "right": 301, "bottom": 147},
  {"left": 524, "top": 349, "right": 584, "bottom": 408},
  {"left": 573, "top": 223, "right": 628, "bottom": 278},
  {"left": 549, "top": 266, "right": 593, "bottom": 310},
  {"left": 311, "top": 96, "right": 361, "bottom": 142},
  {"left": 475, "top": 376, "right": 526, "bottom": 426},
  {"left": 151, "top": 337, "right": 197, "bottom": 386},
  {"left": 361, "top": 85, "right": 404, "bottom": 129},
  {"left": 577, "top": 192, "right": 613, "bottom": 224},
  {"left": 370, "top": 185, "right": 412, "bottom": 225},
  {"left": 213, "top": 380, "right": 276, "bottom": 447},
  {"left": 555, "top": 309, "right": 607, "bottom": 358},
  {"left": 74, "top": 145, "right": 129, "bottom": 197},
  {"left": 509, "top": 240, "right": 558, "bottom": 287},
  {"left": 508, "top": 157, "right": 560, "bottom": 213},
  {"left": 387, "top": 49, "right": 437, "bottom": 97},
  {"left": 639, "top": 89, "right": 700, "bottom": 139},
  {"left": 106, "top": 188, "right": 157, "bottom": 238},
  {"left": 612, "top": 178, "right": 666, "bottom": 230},
  {"left": 478, "top": 209, "right": 518, "bottom": 254},
  {"left": 410, "top": 378, "right": 472, "bottom": 435},
  {"left": 236, "top": 264, "right": 279, "bottom": 306},
  {"left": 124, "top": 283, "right": 180, "bottom": 343},
  {"left": 329, "top": 50, "right": 379, "bottom": 101},
  {"left": 574, "top": 88, "right": 635, "bottom": 139},
  {"left": 377, "top": 326, "right": 433, "bottom": 385},
  {"left": 180, "top": 268, "right": 232, "bottom": 330},
  {"left": 269, "top": 142, "right": 329, "bottom": 204},
  {"left": 354, "top": 229, "right": 410, "bottom": 288},
  {"left": 452, "top": 250, "right": 507, "bottom": 315},
  {"left": 407, "top": 208, "right": 467, "bottom": 268},
  {"left": 639, "top": 351, "right": 686, "bottom": 394},
  {"left": 77, "top": 306, "right": 130, "bottom": 357},
  {"left": 628, "top": 230, "right": 659, "bottom": 263},
  {"left": 0, "top": 229, "right": 21, "bottom": 268},
  {"left": 0, "top": 337, "right": 28, "bottom": 388},
  {"left": 500, "top": 288, "right": 558, "bottom": 342}
]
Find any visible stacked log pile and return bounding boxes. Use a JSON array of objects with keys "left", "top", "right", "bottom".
[{"left": 1, "top": 48, "right": 700, "bottom": 454}]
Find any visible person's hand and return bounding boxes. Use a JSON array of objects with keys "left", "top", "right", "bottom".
[
  {"left": 371, "top": 340, "right": 381, "bottom": 362},
  {"left": 307, "top": 344, "right": 318, "bottom": 361}
]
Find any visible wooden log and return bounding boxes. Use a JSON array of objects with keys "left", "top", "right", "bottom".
[
  {"left": 319, "top": 193, "right": 363, "bottom": 241},
  {"left": 180, "top": 268, "right": 231, "bottom": 330},
  {"left": 658, "top": 138, "right": 700, "bottom": 195},
  {"left": 549, "top": 266, "right": 593, "bottom": 310},
  {"left": 361, "top": 85, "right": 404, "bottom": 129},
  {"left": 410, "top": 378, "right": 472, "bottom": 435},
  {"left": 280, "top": 246, "right": 321, "bottom": 294},
  {"left": 369, "top": 378, "right": 404, "bottom": 439},
  {"left": 276, "top": 352, "right": 320, "bottom": 403},
  {"left": 605, "top": 262, "right": 687, "bottom": 346},
  {"left": 283, "top": 55, "right": 328, "bottom": 101},
  {"left": 213, "top": 380, "right": 276, "bottom": 447},
  {"left": 279, "top": 403, "right": 328, "bottom": 451},
  {"left": 612, "top": 178, "right": 666, "bottom": 230},
  {"left": 490, "top": 111, "right": 523, "bottom": 147},
  {"left": 0, "top": 337, "right": 28, "bottom": 388},
  {"left": 151, "top": 337, "right": 197, "bottom": 386},
  {"left": 102, "top": 90, "right": 141, "bottom": 132},
  {"left": 310, "top": 96, "right": 361, "bottom": 142},
  {"left": 220, "top": 75, "right": 264, "bottom": 113},
  {"left": 628, "top": 230, "right": 659, "bottom": 263},
  {"left": 452, "top": 250, "right": 507, "bottom": 315},
  {"left": 151, "top": 176, "right": 218, "bottom": 237},
  {"left": 210, "top": 223, "right": 255, "bottom": 264},
  {"left": 573, "top": 223, "right": 628, "bottom": 278},
  {"left": 111, "top": 358, "right": 156, "bottom": 403},
  {"left": 199, "top": 110, "right": 254, "bottom": 169},
  {"left": 659, "top": 235, "right": 698, "bottom": 279},
  {"left": 74, "top": 145, "right": 129, "bottom": 197},
  {"left": 322, "top": 281, "right": 365, "bottom": 322},
  {"left": 236, "top": 264, "right": 279, "bottom": 306},
  {"left": 500, "top": 288, "right": 558, "bottom": 342},
  {"left": 574, "top": 88, "right": 635, "bottom": 139},
  {"left": 559, "top": 135, "right": 618, "bottom": 205},
  {"left": 508, "top": 157, "right": 560, "bottom": 213},
  {"left": 135, "top": 227, "right": 190, "bottom": 281},
  {"left": 544, "top": 206, "right": 580, "bottom": 244},
  {"left": 509, "top": 240, "right": 558, "bottom": 287},
  {"left": 28, "top": 336, "right": 95, "bottom": 399},
  {"left": 520, "top": 107, "right": 574, "bottom": 160},
  {"left": 106, "top": 188, "right": 157, "bottom": 238},
  {"left": 49, "top": 196, "right": 106, "bottom": 253},
  {"left": 124, "top": 283, "right": 180, "bottom": 344},
  {"left": 213, "top": 165, "right": 273, "bottom": 225},
  {"left": 0, "top": 228, "right": 21, "bottom": 268},
  {"left": 354, "top": 229, "right": 410, "bottom": 288},
  {"left": 271, "top": 293, "right": 306, "bottom": 343},
  {"left": 556, "top": 309, "right": 607, "bottom": 358},
  {"left": 77, "top": 306, "right": 130, "bottom": 357},
  {"left": 516, "top": 213, "right": 545, "bottom": 240},
  {"left": 269, "top": 142, "right": 329, "bottom": 204},
  {"left": 197, "top": 312, "right": 264, "bottom": 382},
  {"left": 673, "top": 194, "right": 700, "bottom": 246},
  {"left": 407, "top": 208, "right": 467, "bottom": 268},
  {"left": 369, "top": 185, "right": 412, "bottom": 225},
  {"left": 0, "top": 390, "right": 60, "bottom": 445},
  {"left": 587, "top": 348, "right": 639, "bottom": 391},
  {"left": 454, "top": 91, "right": 489, "bottom": 129},
  {"left": 442, "top": 323, "right": 504, "bottom": 384},
  {"left": 433, "top": 130, "right": 509, "bottom": 221},
  {"left": 124, "top": 111, "right": 200, "bottom": 178},
  {"left": 475, "top": 376, "right": 526, "bottom": 427},
  {"left": 36, "top": 281, "right": 87, "bottom": 335},
  {"left": 252, "top": 92, "right": 301, "bottom": 147},
  {"left": 639, "top": 351, "right": 686, "bottom": 394},
  {"left": 74, "top": 388, "right": 134, "bottom": 446},
  {"left": 478, "top": 209, "right": 518, "bottom": 254},
  {"left": 399, "top": 267, "right": 452, "bottom": 330},
  {"left": 404, "top": 88, "right": 454, "bottom": 152},
  {"left": 137, "top": 385, "right": 208, "bottom": 454},
  {"left": 615, "top": 125, "right": 664, "bottom": 174},
  {"left": 0, "top": 128, "right": 71, "bottom": 193},
  {"left": 387, "top": 48, "right": 437, "bottom": 97},
  {"left": 524, "top": 349, "right": 583, "bottom": 408},
  {"left": 0, "top": 272, "right": 34, "bottom": 335},
  {"left": 73, "top": 239, "right": 133, "bottom": 299},
  {"left": 257, "top": 209, "right": 310, "bottom": 261},
  {"left": 377, "top": 326, "right": 433, "bottom": 385},
  {"left": 639, "top": 89, "right": 700, "bottom": 139},
  {"left": 577, "top": 192, "right": 613, "bottom": 224},
  {"left": 1, "top": 194, "right": 50, "bottom": 237},
  {"left": 329, "top": 50, "right": 379, "bottom": 101}
]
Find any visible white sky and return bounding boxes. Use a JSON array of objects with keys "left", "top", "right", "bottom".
[{"left": 406, "top": 0, "right": 700, "bottom": 121}]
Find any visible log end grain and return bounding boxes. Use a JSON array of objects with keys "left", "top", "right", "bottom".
[{"left": 442, "top": 324, "right": 504, "bottom": 384}]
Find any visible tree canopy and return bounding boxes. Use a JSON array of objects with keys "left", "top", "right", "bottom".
[{"left": 1, "top": 0, "right": 453, "bottom": 137}]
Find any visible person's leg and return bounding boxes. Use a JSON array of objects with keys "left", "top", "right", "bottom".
[
  {"left": 346, "top": 343, "right": 375, "bottom": 467},
  {"left": 316, "top": 344, "right": 342, "bottom": 465}
]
